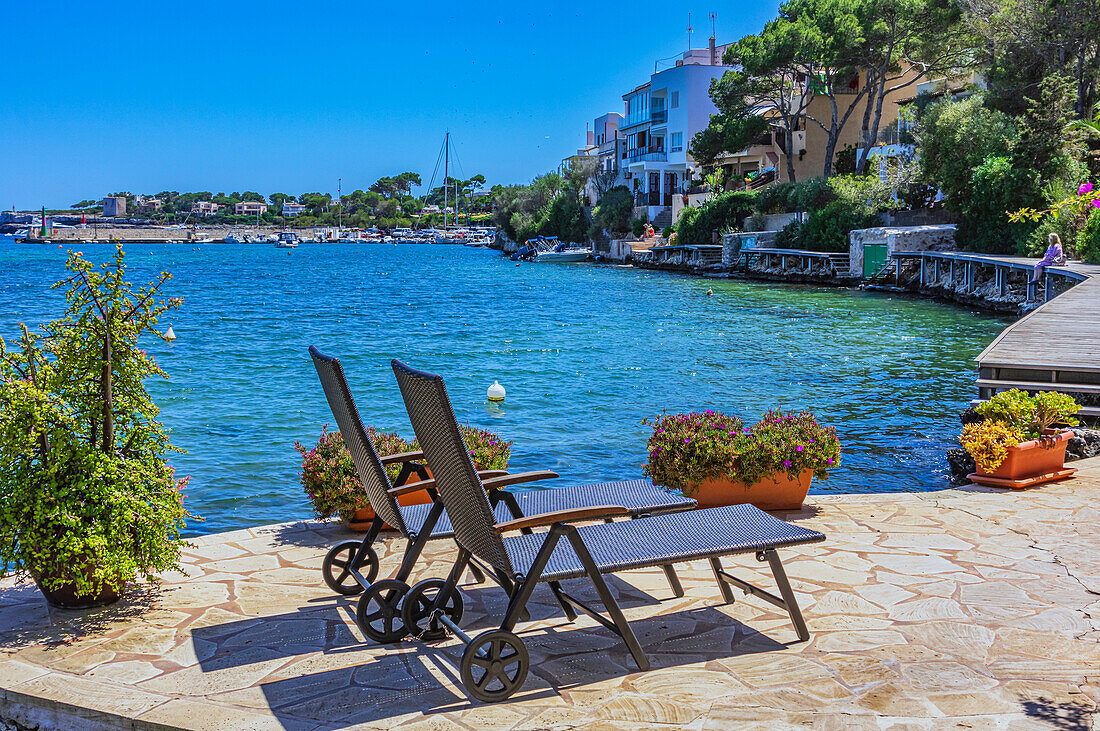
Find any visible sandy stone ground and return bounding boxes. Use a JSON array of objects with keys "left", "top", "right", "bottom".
[{"left": 1, "top": 458, "right": 1098, "bottom": 730}]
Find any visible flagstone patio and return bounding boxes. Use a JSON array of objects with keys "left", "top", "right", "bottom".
[{"left": 2, "top": 458, "right": 1099, "bottom": 730}]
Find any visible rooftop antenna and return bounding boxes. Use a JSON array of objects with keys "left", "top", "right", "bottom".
[
  {"left": 710, "top": 11, "right": 717, "bottom": 38},
  {"left": 687, "top": 12, "right": 693, "bottom": 50}
]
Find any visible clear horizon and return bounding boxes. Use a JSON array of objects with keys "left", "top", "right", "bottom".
[{"left": 2, "top": 1, "right": 780, "bottom": 210}]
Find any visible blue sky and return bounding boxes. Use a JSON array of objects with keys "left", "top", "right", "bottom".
[{"left": 2, "top": 1, "right": 779, "bottom": 209}]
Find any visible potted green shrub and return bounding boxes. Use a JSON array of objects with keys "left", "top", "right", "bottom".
[
  {"left": 295, "top": 424, "right": 512, "bottom": 531},
  {"left": 643, "top": 409, "right": 841, "bottom": 510},
  {"left": 961, "top": 389, "right": 1080, "bottom": 488},
  {"left": 0, "top": 246, "right": 196, "bottom": 608}
]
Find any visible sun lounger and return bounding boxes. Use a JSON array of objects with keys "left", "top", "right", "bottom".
[
  {"left": 391, "top": 358, "right": 826, "bottom": 702},
  {"left": 308, "top": 346, "right": 695, "bottom": 643}
]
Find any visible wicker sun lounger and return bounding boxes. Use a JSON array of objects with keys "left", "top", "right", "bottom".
[
  {"left": 391, "top": 359, "right": 827, "bottom": 702},
  {"left": 308, "top": 346, "right": 696, "bottom": 643}
]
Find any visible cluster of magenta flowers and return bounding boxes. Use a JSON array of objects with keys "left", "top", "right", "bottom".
[
  {"left": 643, "top": 408, "right": 842, "bottom": 496},
  {"left": 1079, "top": 182, "right": 1100, "bottom": 207}
]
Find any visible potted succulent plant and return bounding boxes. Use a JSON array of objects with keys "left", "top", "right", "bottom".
[
  {"left": 296, "top": 423, "right": 511, "bottom": 531},
  {"left": 643, "top": 409, "right": 841, "bottom": 510},
  {"left": 0, "top": 246, "right": 196, "bottom": 608},
  {"left": 961, "top": 389, "right": 1080, "bottom": 488}
]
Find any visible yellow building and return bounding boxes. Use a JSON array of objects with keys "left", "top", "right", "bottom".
[{"left": 714, "top": 65, "right": 977, "bottom": 186}]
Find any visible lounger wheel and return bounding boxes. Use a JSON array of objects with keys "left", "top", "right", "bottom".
[
  {"left": 460, "top": 629, "right": 529, "bottom": 703},
  {"left": 322, "top": 541, "right": 379, "bottom": 595},
  {"left": 356, "top": 579, "right": 410, "bottom": 643},
  {"left": 402, "top": 578, "right": 464, "bottom": 642}
]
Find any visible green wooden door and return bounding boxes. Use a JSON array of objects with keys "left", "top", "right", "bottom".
[{"left": 863, "top": 243, "right": 888, "bottom": 278}]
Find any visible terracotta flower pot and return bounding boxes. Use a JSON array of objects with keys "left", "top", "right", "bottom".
[
  {"left": 345, "top": 466, "right": 436, "bottom": 531},
  {"left": 689, "top": 470, "right": 814, "bottom": 511},
  {"left": 968, "top": 429, "right": 1077, "bottom": 489}
]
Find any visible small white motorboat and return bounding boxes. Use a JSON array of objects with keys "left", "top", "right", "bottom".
[
  {"left": 274, "top": 231, "right": 300, "bottom": 249},
  {"left": 534, "top": 237, "right": 590, "bottom": 263}
]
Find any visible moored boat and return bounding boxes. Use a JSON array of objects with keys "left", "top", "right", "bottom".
[{"left": 274, "top": 231, "right": 300, "bottom": 248}]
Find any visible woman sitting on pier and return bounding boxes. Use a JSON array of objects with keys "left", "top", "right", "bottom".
[{"left": 1030, "top": 233, "right": 1068, "bottom": 283}]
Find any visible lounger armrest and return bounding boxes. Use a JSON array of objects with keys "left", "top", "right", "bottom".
[
  {"left": 480, "top": 470, "right": 559, "bottom": 491},
  {"left": 389, "top": 478, "right": 434, "bottom": 497},
  {"left": 388, "top": 469, "right": 509, "bottom": 498},
  {"left": 379, "top": 450, "right": 426, "bottom": 466},
  {"left": 495, "top": 505, "right": 631, "bottom": 533}
]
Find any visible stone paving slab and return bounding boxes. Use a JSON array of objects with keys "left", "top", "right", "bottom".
[{"left": 2, "top": 459, "right": 1099, "bottom": 730}]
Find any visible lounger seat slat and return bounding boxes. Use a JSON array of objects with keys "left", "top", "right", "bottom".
[
  {"left": 399, "top": 479, "right": 695, "bottom": 537},
  {"left": 504, "top": 503, "right": 825, "bottom": 582}
]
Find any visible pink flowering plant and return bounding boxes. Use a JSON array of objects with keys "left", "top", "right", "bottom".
[
  {"left": 1009, "top": 181, "right": 1100, "bottom": 223},
  {"left": 454, "top": 424, "right": 513, "bottom": 471},
  {"left": 642, "top": 409, "right": 841, "bottom": 496},
  {"left": 295, "top": 425, "right": 414, "bottom": 521},
  {"left": 296, "top": 424, "right": 513, "bottom": 520}
]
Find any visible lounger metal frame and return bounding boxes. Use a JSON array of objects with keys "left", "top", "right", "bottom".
[
  {"left": 309, "top": 346, "right": 692, "bottom": 643},
  {"left": 391, "top": 358, "right": 824, "bottom": 702}
]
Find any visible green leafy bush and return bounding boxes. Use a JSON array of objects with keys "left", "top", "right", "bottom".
[
  {"left": 642, "top": 409, "right": 841, "bottom": 495},
  {"left": 0, "top": 246, "right": 195, "bottom": 599},
  {"left": 754, "top": 179, "right": 832, "bottom": 214},
  {"left": 592, "top": 186, "right": 633, "bottom": 236},
  {"left": 772, "top": 175, "right": 891, "bottom": 252},
  {"left": 539, "top": 186, "right": 589, "bottom": 243},
  {"left": 675, "top": 190, "right": 756, "bottom": 245},
  {"left": 777, "top": 201, "right": 882, "bottom": 252},
  {"left": 1079, "top": 208, "right": 1100, "bottom": 264},
  {"left": 956, "top": 156, "right": 1042, "bottom": 254},
  {"left": 631, "top": 217, "right": 647, "bottom": 237}
]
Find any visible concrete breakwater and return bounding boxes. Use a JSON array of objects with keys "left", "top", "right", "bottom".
[{"left": 25, "top": 226, "right": 302, "bottom": 243}]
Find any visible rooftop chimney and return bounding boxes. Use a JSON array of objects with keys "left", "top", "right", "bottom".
[
  {"left": 586, "top": 122, "right": 594, "bottom": 147},
  {"left": 709, "top": 36, "right": 717, "bottom": 65}
]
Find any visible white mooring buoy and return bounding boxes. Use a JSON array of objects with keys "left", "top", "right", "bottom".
[
  {"left": 164, "top": 325, "right": 177, "bottom": 341},
  {"left": 487, "top": 380, "right": 506, "bottom": 402}
]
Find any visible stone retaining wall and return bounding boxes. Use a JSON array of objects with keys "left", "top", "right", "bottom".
[{"left": 848, "top": 224, "right": 957, "bottom": 277}]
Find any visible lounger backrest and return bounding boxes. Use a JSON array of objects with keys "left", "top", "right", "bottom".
[
  {"left": 309, "top": 346, "right": 407, "bottom": 534},
  {"left": 391, "top": 359, "right": 514, "bottom": 577}
]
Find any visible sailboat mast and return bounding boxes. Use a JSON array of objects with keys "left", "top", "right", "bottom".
[{"left": 444, "top": 132, "right": 449, "bottom": 231}]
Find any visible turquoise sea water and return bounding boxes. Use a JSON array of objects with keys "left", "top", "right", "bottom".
[{"left": 0, "top": 242, "right": 1008, "bottom": 536}]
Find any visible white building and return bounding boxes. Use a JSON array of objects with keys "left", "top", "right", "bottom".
[
  {"left": 620, "top": 38, "right": 731, "bottom": 227},
  {"left": 282, "top": 202, "right": 307, "bottom": 217}
]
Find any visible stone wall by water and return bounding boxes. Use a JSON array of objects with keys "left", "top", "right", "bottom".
[{"left": 848, "top": 224, "right": 957, "bottom": 277}]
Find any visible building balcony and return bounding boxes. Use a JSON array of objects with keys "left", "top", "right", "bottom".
[
  {"left": 859, "top": 125, "right": 914, "bottom": 147},
  {"left": 626, "top": 148, "right": 667, "bottom": 163},
  {"left": 650, "top": 109, "right": 667, "bottom": 124}
]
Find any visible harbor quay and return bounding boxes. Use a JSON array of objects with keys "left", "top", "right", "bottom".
[{"left": 1, "top": 457, "right": 1098, "bottom": 729}]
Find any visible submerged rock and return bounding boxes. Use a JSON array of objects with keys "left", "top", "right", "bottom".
[
  {"left": 946, "top": 447, "right": 975, "bottom": 485},
  {"left": 959, "top": 407, "right": 983, "bottom": 425}
]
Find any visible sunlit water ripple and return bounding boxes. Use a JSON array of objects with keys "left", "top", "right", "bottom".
[{"left": 0, "top": 242, "right": 1008, "bottom": 535}]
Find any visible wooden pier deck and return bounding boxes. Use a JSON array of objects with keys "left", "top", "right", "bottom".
[{"left": 973, "top": 256, "right": 1100, "bottom": 418}]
